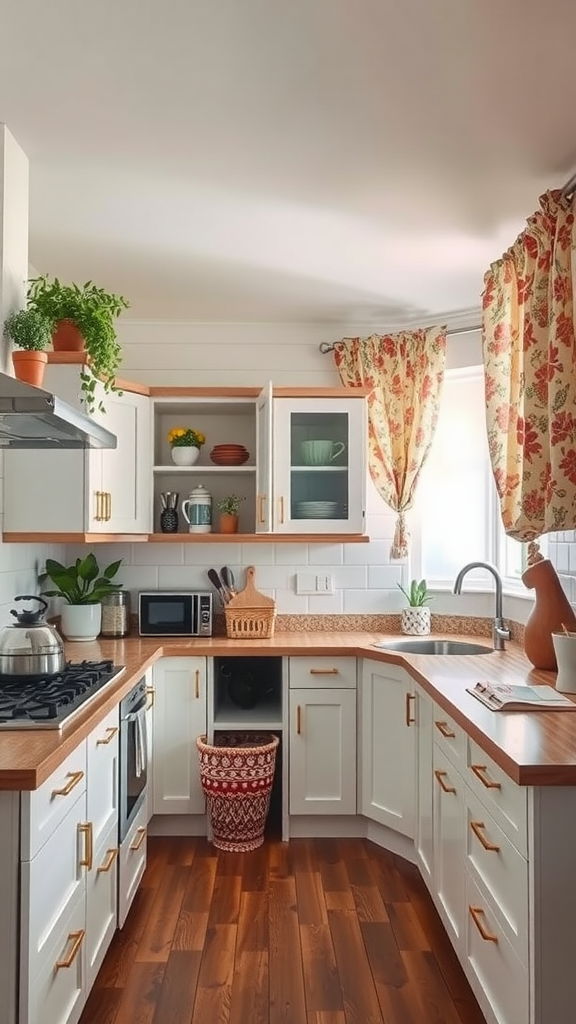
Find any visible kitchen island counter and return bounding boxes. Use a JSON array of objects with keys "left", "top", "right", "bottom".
[{"left": 0, "top": 631, "right": 572, "bottom": 790}]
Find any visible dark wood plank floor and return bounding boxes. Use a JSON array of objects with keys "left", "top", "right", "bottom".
[{"left": 80, "top": 836, "right": 486, "bottom": 1024}]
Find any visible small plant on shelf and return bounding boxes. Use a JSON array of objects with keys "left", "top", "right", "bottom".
[
  {"left": 397, "top": 578, "right": 432, "bottom": 606},
  {"left": 167, "top": 426, "right": 206, "bottom": 448},
  {"left": 3, "top": 307, "right": 53, "bottom": 351},
  {"left": 216, "top": 494, "right": 246, "bottom": 516}
]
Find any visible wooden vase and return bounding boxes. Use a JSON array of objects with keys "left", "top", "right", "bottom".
[
  {"left": 522, "top": 559, "right": 576, "bottom": 670},
  {"left": 12, "top": 350, "right": 48, "bottom": 388},
  {"left": 52, "top": 319, "right": 85, "bottom": 351},
  {"left": 219, "top": 513, "right": 239, "bottom": 534}
]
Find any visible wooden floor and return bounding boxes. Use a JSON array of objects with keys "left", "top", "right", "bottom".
[{"left": 80, "top": 835, "right": 487, "bottom": 1024}]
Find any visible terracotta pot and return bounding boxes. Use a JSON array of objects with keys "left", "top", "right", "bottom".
[
  {"left": 219, "top": 513, "right": 239, "bottom": 534},
  {"left": 52, "top": 319, "right": 85, "bottom": 351},
  {"left": 522, "top": 559, "right": 576, "bottom": 670},
  {"left": 12, "top": 350, "right": 48, "bottom": 388}
]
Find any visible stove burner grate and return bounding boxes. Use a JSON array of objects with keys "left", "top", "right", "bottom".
[{"left": 0, "top": 660, "right": 124, "bottom": 728}]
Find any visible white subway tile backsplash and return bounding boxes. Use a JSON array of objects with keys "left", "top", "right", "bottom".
[
  {"left": 238, "top": 543, "right": 277, "bottom": 565},
  {"left": 310, "top": 544, "right": 344, "bottom": 565},
  {"left": 184, "top": 542, "right": 242, "bottom": 566},
  {"left": 275, "top": 544, "right": 308, "bottom": 565},
  {"left": 309, "top": 592, "right": 344, "bottom": 614},
  {"left": 368, "top": 564, "right": 404, "bottom": 590},
  {"left": 133, "top": 543, "right": 185, "bottom": 565}
]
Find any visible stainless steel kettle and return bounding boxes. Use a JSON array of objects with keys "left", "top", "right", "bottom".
[{"left": 0, "top": 595, "right": 66, "bottom": 680}]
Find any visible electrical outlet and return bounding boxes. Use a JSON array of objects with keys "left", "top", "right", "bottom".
[{"left": 316, "top": 574, "right": 333, "bottom": 593}]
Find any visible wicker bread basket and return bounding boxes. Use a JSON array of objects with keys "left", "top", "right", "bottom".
[{"left": 224, "top": 566, "right": 276, "bottom": 639}]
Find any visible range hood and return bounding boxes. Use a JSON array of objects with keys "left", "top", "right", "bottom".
[{"left": 0, "top": 373, "right": 117, "bottom": 448}]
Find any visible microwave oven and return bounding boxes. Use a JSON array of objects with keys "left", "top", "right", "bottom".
[{"left": 138, "top": 591, "right": 213, "bottom": 637}]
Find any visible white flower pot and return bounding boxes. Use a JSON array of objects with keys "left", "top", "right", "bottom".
[
  {"left": 401, "top": 607, "right": 431, "bottom": 636},
  {"left": 171, "top": 446, "right": 200, "bottom": 466},
  {"left": 61, "top": 603, "right": 102, "bottom": 642}
]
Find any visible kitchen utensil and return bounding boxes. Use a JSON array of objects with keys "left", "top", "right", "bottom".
[
  {"left": 224, "top": 566, "right": 276, "bottom": 638},
  {"left": 207, "top": 568, "right": 229, "bottom": 605},
  {"left": 0, "top": 595, "right": 66, "bottom": 680},
  {"left": 221, "top": 566, "right": 237, "bottom": 597},
  {"left": 160, "top": 492, "right": 179, "bottom": 533}
]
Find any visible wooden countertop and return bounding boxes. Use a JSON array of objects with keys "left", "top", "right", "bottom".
[{"left": 1, "top": 631, "right": 574, "bottom": 791}]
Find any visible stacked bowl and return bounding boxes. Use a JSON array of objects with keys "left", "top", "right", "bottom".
[{"left": 210, "top": 444, "right": 250, "bottom": 466}]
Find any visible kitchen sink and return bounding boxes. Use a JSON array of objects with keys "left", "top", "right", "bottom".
[{"left": 372, "top": 639, "right": 493, "bottom": 656}]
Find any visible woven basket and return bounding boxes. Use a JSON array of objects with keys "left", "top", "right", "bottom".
[
  {"left": 224, "top": 565, "right": 276, "bottom": 639},
  {"left": 197, "top": 732, "right": 279, "bottom": 852}
]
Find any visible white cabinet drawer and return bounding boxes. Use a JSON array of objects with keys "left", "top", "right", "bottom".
[
  {"left": 118, "top": 799, "right": 147, "bottom": 929},
  {"left": 86, "top": 819, "right": 119, "bottom": 991},
  {"left": 465, "top": 872, "right": 529, "bottom": 1024},
  {"left": 21, "top": 792, "right": 86, "bottom": 987},
  {"left": 87, "top": 706, "right": 119, "bottom": 849},
  {"left": 466, "top": 786, "right": 528, "bottom": 968},
  {"left": 21, "top": 742, "right": 87, "bottom": 861},
  {"left": 432, "top": 707, "right": 467, "bottom": 772},
  {"left": 467, "top": 738, "right": 527, "bottom": 857},
  {"left": 289, "top": 657, "right": 357, "bottom": 689},
  {"left": 21, "top": 889, "right": 86, "bottom": 1024}
]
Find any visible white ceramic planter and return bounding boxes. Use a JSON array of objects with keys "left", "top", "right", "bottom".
[
  {"left": 171, "top": 446, "right": 200, "bottom": 466},
  {"left": 61, "top": 603, "right": 102, "bottom": 642},
  {"left": 401, "top": 606, "right": 431, "bottom": 636}
]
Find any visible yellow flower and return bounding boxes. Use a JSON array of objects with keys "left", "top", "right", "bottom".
[{"left": 168, "top": 426, "right": 206, "bottom": 448}]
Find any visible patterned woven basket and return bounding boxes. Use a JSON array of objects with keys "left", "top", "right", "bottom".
[
  {"left": 224, "top": 565, "right": 276, "bottom": 639},
  {"left": 197, "top": 732, "right": 279, "bottom": 852}
]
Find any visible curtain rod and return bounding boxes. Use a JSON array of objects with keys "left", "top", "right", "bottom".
[{"left": 318, "top": 324, "right": 482, "bottom": 354}]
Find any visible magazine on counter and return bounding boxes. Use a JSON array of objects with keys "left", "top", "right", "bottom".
[{"left": 467, "top": 680, "right": 576, "bottom": 712}]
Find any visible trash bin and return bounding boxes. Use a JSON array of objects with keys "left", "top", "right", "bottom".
[{"left": 197, "top": 732, "right": 279, "bottom": 852}]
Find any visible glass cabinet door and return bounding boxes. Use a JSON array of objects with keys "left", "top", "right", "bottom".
[{"left": 273, "top": 398, "right": 366, "bottom": 533}]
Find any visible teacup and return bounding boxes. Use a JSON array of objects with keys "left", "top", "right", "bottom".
[{"left": 301, "top": 439, "right": 346, "bottom": 466}]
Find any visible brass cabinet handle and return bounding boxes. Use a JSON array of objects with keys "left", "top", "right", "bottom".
[
  {"left": 296, "top": 705, "right": 302, "bottom": 735},
  {"left": 310, "top": 667, "right": 339, "bottom": 675},
  {"left": 195, "top": 669, "right": 200, "bottom": 699},
  {"left": 97, "top": 847, "right": 119, "bottom": 874},
  {"left": 78, "top": 821, "right": 93, "bottom": 870},
  {"left": 470, "top": 820, "right": 500, "bottom": 852},
  {"left": 405, "top": 692, "right": 415, "bottom": 726},
  {"left": 52, "top": 770, "right": 84, "bottom": 798},
  {"left": 146, "top": 686, "right": 155, "bottom": 709},
  {"left": 106, "top": 491, "right": 112, "bottom": 521},
  {"left": 55, "top": 929, "right": 85, "bottom": 970},
  {"left": 470, "top": 764, "right": 501, "bottom": 790},
  {"left": 435, "top": 720, "right": 456, "bottom": 738},
  {"left": 258, "top": 494, "right": 265, "bottom": 524},
  {"left": 279, "top": 496, "right": 285, "bottom": 524},
  {"left": 130, "top": 826, "right": 147, "bottom": 852},
  {"left": 94, "top": 491, "right": 103, "bottom": 521},
  {"left": 434, "top": 769, "right": 456, "bottom": 794},
  {"left": 469, "top": 905, "right": 498, "bottom": 943},
  {"left": 96, "top": 726, "right": 118, "bottom": 746}
]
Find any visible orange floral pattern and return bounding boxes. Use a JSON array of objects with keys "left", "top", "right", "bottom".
[
  {"left": 482, "top": 190, "right": 576, "bottom": 541},
  {"left": 333, "top": 328, "right": 446, "bottom": 557}
]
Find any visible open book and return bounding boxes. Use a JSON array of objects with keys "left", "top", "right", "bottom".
[{"left": 467, "top": 680, "right": 576, "bottom": 712}]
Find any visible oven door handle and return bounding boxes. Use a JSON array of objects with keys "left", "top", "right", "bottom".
[{"left": 124, "top": 704, "right": 147, "bottom": 723}]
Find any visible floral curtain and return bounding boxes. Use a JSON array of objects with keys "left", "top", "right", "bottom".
[
  {"left": 333, "top": 327, "right": 447, "bottom": 558},
  {"left": 482, "top": 189, "right": 576, "bottom": 548}
]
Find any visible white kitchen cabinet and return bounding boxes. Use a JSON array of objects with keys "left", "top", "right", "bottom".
[
  {"left": 432, "top": 743, "right": 466, "bottom": 954},
  {"left": 20, "top": 705, "right": 120, "bottom": 1024},
  {"left": 152, "top": 656, "right": 207, "bottom": 815},
  {"left": 257, "top": 391, "right": 367, "bottom": 534},
  {"left": 4, "top": 362, "right": 151, "bottom": 535},
  {"left": 414, "top": 683, "right": 434, "bottom": 890},
  {"left": 360, "top": 660, "right": 415, "bottom": 838},
  {"left": 118, "top": 799, "right": 148, "bottom": 929},
  {"left": 144, "top": 668, "right": 155, "bottom": 823},
  {"left": 289, "top": 657, "right": 357, "bottom": 815}
]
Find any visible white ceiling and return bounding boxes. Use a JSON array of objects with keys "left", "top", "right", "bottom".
[{"left": 1, "top": 0, "right": 575, "bottom": 325}]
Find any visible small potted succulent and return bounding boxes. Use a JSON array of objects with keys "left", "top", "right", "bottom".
[
  {"left": 3, "top": 306, "right": 53, "bottom": 387},
  {"left": 27, "top": 275, "right": 130, "bottom": 414},
  {"left": 167, "top": 426, "right": 206, "bottom": 466},
  {"left": 40, "top": 553, "right": 123, "bottom": 641},
  {"left": 397, "top": 578, "right": 433, "bottom": 635},
  {"left": 216, "top": 493, "right": 245, "bottom": 534}
]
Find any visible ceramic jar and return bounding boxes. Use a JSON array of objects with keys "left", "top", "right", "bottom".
[{"left": 181, "top": 484, "right": 212, "bottom": 533}]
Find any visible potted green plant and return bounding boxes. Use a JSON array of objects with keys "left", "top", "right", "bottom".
[
  {"left": 3, "top": 307, "right": 53, "bottom": 387},
  {"left": 397, "top": 578, "right": 433, "bottom": 635},
  {"left": 40, "top": 553, "right": 123, "bottom": 641},
  {"left": 216, "top": 493, "right": 245, "bottom": 534},
  {"left": 27, "top": 275, "right": 130, "bottom": 415},
  {"left": 167, "top": 425, "right": 206, "bottom": 466}
]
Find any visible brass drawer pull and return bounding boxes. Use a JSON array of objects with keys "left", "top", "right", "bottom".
[
  {"left": 470, "top": 820, "right": 500, "bottom": 852},
  {"left": 94, "top": 491, "right": 103, "bottom": 521},
  {"left": 195, "top": 669, "right": 200, "bottom": 699},
  {"left": 52, "top": 770, "right": 84, "bottom": 798},
  {"left": 310, "top": 668, "right": 339, "bottom": 675},
  {"left": 258, "top": 494, "right": 266, "bottom": 524},
  {"left": 78, "top": 821, "right": 93, "bottom": 870},
  {"left": 434, "top": 769, "right": 456, "bottom": 794},
  {"left": 405, "top": 692, "right": 415, "bottom": 726},
  {"left": 297, "top": 705, "right": 302, "bottom": 735},
  {"left": 146, "top": 686, "right": 155, "bottom": 709},
  {"left": 469, "top": 905, "right": 498, "bottom": 942},
  {"left": 130, "top": 826, "right": 147, "bottom": 852},
  {"left": 435, "top": 720, "right": 456, "bottom": 738},
  {"left": 97, "top": 847, "right": 119, "bottom": 874},
  {"left": 55, "top": 929, "right": 85, "bottom": 970},
  {"left": 471, "top": 764, "right": 501, "bottom": 790},
  {"left": 105, "top": 491, "right": 112, "bottom": 521},
  {"left": 279, "top": 496, "right": 285, "bottom": 524},
  {"left": 96, "top": 726, "right": 118, "bottom": 746}
]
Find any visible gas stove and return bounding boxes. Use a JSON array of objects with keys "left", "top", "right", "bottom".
[{"left": 0, "top": 660, "right": 126, "bottom": 729}]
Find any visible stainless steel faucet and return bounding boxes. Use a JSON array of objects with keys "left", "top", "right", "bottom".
[{"left": 453, "top": 562, "right": 511, "bottom": 651}]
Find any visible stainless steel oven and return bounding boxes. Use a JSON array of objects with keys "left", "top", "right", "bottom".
[{"left": 119, "top": 677, "right": 148, "bottom": 842}]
